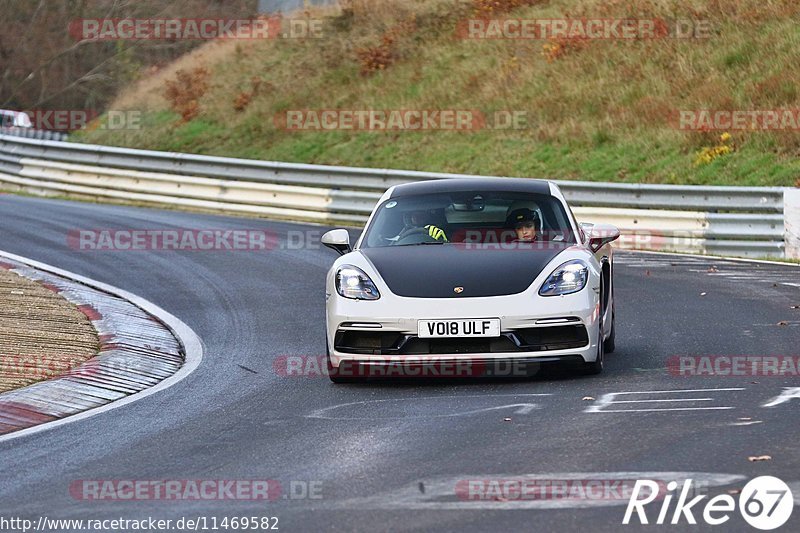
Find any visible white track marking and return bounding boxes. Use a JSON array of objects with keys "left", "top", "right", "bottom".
[
  {"left": 592, "top": 407, "right": 735, "bottom": 413},
  {"left": 619, "top": 249, "right": 800, "bottom": 269},
  {"left": 585, "top": 388, "right": 745, "bottom": 414},
  {"left": 461, "top": 404, "right": 541, "bottom": 415},
  {"left": 762, "top": 387, "right": 800, "bottom": 408},
  {"left": 0, "top": 250, "right": 204, "bottom": 443},
  {"left": 611, "top": 398, "right": 713, "bottom": 403},
  {"left": 306, "top": 394, "right": 551, "bottom": 420},
  {"left": 789, "top": 482, "right": 800, "bottom": 504}
]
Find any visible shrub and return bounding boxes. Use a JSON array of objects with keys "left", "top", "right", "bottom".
[
  {"left": 356, "top": 16, "right": 416, "bottom": 75},
  {"left": 164, "top": 67, "right": 209, "bottom": 122},
  {"left": 472, "top": 0, "right": 540, "bottom": 17}
]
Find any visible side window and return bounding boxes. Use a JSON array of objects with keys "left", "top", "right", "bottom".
[{"left": 567, "top": 205, "right": 584, "bottom": 242}]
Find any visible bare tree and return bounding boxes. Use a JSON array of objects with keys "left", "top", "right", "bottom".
[{"left": 0, "top": 0, "right": 255, "bottom": 114}]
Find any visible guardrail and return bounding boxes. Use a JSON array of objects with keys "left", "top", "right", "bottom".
[{"left": 0, "top": 134, "right": 795, "bottom": 258}]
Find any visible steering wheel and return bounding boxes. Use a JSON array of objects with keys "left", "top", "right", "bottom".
[{"left": 393, "top": 227, "right": 438, "bottom": 246}]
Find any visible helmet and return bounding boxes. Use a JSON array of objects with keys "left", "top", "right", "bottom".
[
  {"left": 403, "top": 210, "right": 430, "bottom": 226},
  {"left": 505, "top": 208, "right": 541, "bottom": 230}
]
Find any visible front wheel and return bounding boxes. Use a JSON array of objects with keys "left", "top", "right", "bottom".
[{"left": 603, "top": 305, "right": 616, "bottom": 354}]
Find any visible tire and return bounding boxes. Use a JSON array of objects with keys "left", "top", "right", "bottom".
[
  {"left": 582, "top": 292, "right": 605, "bottom": 375},
  {"left": 603, "top": 306, "right": 616, "bottom": 354},
  {"left": 583, "top": 336, "right": 604, "bottom": 375}
]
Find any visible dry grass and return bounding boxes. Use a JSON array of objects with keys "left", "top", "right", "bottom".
[
  {"left": 0, "top": 269, "right": 99, "bottom": 394},
  {"left": 112, "top": 39, "right": 241, "bottom": 111},
  {"left": 81, "top": 0, "right": 800, "bottom": 186}
]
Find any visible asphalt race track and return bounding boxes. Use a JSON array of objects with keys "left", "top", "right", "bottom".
[{"left": 0, "top": 194, "right": 798, "bottom": 532}]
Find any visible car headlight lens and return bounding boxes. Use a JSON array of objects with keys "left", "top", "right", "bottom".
[
  {"left": 539, "top": 260, "right": 589, "bottom": 296},
  {"left": 336, "top": 265, "right": 380, "bottom": 300}
]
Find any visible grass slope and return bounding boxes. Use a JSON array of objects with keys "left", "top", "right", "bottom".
[{"left": 78, "top": 0, "right": 800, "bottom": 186}]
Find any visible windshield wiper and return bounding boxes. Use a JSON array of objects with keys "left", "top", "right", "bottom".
[{"left": 393, "top": 241, "right": 448, "bottom": 246}]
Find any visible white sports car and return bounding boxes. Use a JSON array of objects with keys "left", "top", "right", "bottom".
[{"left": 322, "top": 178, "right": 620, "bottom": 382}]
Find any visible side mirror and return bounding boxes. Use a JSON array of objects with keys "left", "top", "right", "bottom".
[
  {"left": 578, "top": 222, "right": 594, "bottom": 242},
  {"left": 587, "top": 223, "right": 620, "bottom": 252},
  {"left": 321, "top": 229, "right": 352, "bottom": 256}
]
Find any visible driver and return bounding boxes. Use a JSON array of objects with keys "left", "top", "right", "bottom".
[
  {"left": 397, "top": 210, "right": 448, "bottom": 242},
  {"left": 505, "top": 208, "right": 540, "bottom": 242}
]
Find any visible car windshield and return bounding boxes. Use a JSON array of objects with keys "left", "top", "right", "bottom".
[
  {"left": 0, "top": 112, "right": 13, "bottom": 128},
  {"left": 361, "top": 190, "right": 576, "bottom": 248},
  {"left": 15, "top": 112, "right": 32, "bottom": 127}
]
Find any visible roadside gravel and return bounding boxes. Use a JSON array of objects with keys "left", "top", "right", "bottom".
[{"left": 0, "top": 268, "right": 99, "bottom": 393}]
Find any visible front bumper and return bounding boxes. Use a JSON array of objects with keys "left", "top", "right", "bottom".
[
  {"left": 333, "top": 355, "right": 588, "bottom": 379},
  {"left": 326, "top": 288, "right": 601, "bottom": 370}
]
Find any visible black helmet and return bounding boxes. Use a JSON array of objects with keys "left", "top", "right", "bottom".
[
  {"left": 402, "top": 209, "right": 430, "bottom": 226},
  {"left": 505, "top": 208, "right": 540, "bottom": 229}
]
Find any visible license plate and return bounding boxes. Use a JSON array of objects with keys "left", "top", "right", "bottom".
[{"left": 418, "top": 319, "right": 501, "bottom": 339}]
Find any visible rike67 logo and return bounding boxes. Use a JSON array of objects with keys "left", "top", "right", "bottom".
[{"left": 624, "top": 476, "right": 793, "bottom": 530}]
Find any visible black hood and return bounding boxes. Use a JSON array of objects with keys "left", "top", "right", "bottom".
[{"left": 361, "top": 244, "right": 568, "bottom": 298}]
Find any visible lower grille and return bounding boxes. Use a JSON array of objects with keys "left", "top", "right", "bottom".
[
  {"left": 511, "top": 325, "right": 589, "bottom": 351},
  {"left": 334, "top": 330, "right": 404, "bottom": 354},
  {"left": 334, "top": 324, "right": 589, "bottom": 355},
  {"left": 401, "top": 336, "right": 519, "bottom": 355}
]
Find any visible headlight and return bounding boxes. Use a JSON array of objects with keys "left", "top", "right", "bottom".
[
  {"left": 336, "top": 265, "right": 380, "bottom": 300},
  {"left": 539, "top": 260, "right": 589, "bottom": 296}
]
